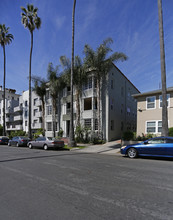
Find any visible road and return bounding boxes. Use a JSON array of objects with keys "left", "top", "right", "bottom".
[{"left": 0, "top": 145, "right": 173, "bottom": 220}]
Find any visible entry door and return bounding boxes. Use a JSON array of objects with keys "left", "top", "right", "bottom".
[{"left": 66, "top": 121, "right": 70, "bottom": 137}]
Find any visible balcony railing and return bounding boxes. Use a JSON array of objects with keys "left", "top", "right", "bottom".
[{"left": 14, "top": 115, "right": 23, "bottom": 121}]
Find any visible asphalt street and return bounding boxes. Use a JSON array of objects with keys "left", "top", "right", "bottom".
[{"left": 0, "top": 145, "right": 173, "bottom": 220}]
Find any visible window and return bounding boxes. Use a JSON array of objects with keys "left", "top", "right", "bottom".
[
  {"left": 148, "top": 138, "right": 165, "bottom": 144},
  {"left": 25, "top": 121, "right": 27, "bottom": 126},
  {"left": 95, "top": 119, "right": 98, "bottom": 130},
  {"left": 25, "top": 110, "right": 27, "bottom": 118},
  {"left": 47, "top": 105, "right": 52, "bottom": 115},
  {"left": 83, "top": 77, "right": 92, "bottom": 90},
  {"left": 159, "top": 94, "right": 170, "bottom": 108},
  {"left": 111, "top": 79, "right": 114, "bottom": 89},
  {"left": 146, "top": 121, "right": 163, "bottom": 133},
  {"left": 146, "top": 96, "right": 156, "bottom": 109},
  {"left": 84, "top": 119, "right": 91, "bottom": 129},
  {"left": 25, "top": 101, "right": 28, "bottom": 107},
  {"left": 46, "top": 90, "right": 50, "bottom": 100},
  {"left": 33, "top": 109, "right": 38, "bottom": 116},
  {"left": 66, "top": 103, "right": 71, "bottom": 114},
  {"left": 110, "top": 99, "right": 114, "bottom": 110},
  {"left": 111, "top": 120, "right": 114, "bottom": 130},
  {"left": 47, "top": 122, "right": 52, "bottom": 131},
  {"left": 84, "top": 98, "right": 92, "bottom": 110},
  {"left": 34, "top": 98, "right": 38, "bottom": 106},
  {"left": 146, "top": 121, "right": 156, "bottom": 133}
]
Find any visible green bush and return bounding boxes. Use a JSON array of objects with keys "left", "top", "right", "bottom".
[
  {"left": 122, "top": 130, "right": 134, "bottom": 141},
  {"left": 58, "top": 128, "right": 63, "bottom": 138},
  {"left": 0, "top": 124, "right": 3, "bottom": 136},
  {"left": 9, "top": 130, "right": 26, "bottom": 139},
  {"left": 33, "top": 128, "right": 44, "bottom": 139},
  {"left": 169, "top": 127, "right": 173, "bottom": 137}
]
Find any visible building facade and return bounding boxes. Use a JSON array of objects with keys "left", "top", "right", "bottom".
[{"left": 133, "top": 87, "right": 173, "bottom": 136}]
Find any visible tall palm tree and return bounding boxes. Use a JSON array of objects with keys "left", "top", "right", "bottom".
[
  {"left": 84, "top": 38, "right": 127, "bottom": 139},
  {"left": 69, "top": 0, "right": 76, "bottom": 147},
  {"left": 158, "top": 0, "right": 168, "bottom": 136},
  {"left": 47, "top": 63, "right": 65, "bottom": 138},
  {"left": 0, "top": 24, "right": 14, "bottom": 136},
  {"left": 21, "top": 4, "right": 41, "bottom": 139},
  {"left": 32, "top": 76, "right": 47, "bottom": 136},
  {"left": 60, "top": 55, "right": 87, "bottom": 128}
]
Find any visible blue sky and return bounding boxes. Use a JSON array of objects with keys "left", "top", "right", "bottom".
[{"left": 0, "top": 0, "right": 173, "bottom": 94}]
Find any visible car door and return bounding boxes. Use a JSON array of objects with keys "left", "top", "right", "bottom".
[
  {"left": 11, "top": 137, "right": 17, "bottom": 146},
  {"left": 165, "top": 138, "right": 173, "bottom": 156},
  {"left": 139, "top": 138, "right": 166, "bottom": 156}
]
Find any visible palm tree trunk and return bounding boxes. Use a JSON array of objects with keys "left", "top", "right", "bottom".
[
  {"left": 158, "top": 0, "right": 168, "bottom": 136},
  {"left": 52, "top": 98, "right": 56, "bottom": 138},
  {"left": 69, "top": 0, "right": 76, "bottom": 147},
  {"left": 29, "top": 31, "right": 33, "bottom": 139},
  {"left": 3, "top": 44, "right": 6, "bottom": 136},
  {"left": 76, "top": 88, "right": 80, "bottom": 127},
  {"left": 97, "top": 78, "right": 101, "bottom": 139},
  {"left": 41, "top": 99, "right": 45, "bottom": 136}
]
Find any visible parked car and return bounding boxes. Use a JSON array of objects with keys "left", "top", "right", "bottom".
[
  {"left": 0, "top": 136, "right": 9, "bottom": 145},
  {"left": 8, "top": 136, "right": 29, "bottom": 147},
  {"left": 121, "top": 136, "right": 173, "bottom": 159},
  {"left": 28, "top": 137, "right": 64, "bottom": 150}
]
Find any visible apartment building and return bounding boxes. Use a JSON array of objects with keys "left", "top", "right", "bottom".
[
  {"left": 60, "top": 64, "right": 139, "bottom": 141},
  {"left": 133, "top": 87, "right": 173, "bottom": 136}
]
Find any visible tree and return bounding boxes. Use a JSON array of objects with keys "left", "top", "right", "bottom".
[
  {"left": 84, "top": 38, "right": 127, "bottom": 139},
  {"left": 47, "top": 63, "right": 65, "bottom": 138},
  {"left": 60, "top": 55, "right": 87, "bottom": 128},
  {"left": 32, "top": 76, "right": 47, "bottom": 136},
  {"left": 0, "top": 24, "right": 14, "bottom": 136},
  {"left": 21, "top": 4, "right": 41, "bottom": 139},
  {"left": 158, "top": 0, "right": 168, "bottom": 136},
  {"left": 69, "top": 0, "right": 77, "bottom": 147}
]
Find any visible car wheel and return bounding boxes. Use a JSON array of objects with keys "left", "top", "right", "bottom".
[
  {"left": 29, "top": 143, "right": 33, "bottom": 149},
  {"left": 16, "top": 143, "right": 19, "bottom": 147},
  {"left": 8, "top": 142, "right": 11, "bottom": 146},
  {"left": 127, "top": 148, "right": 137, "bottom": 159},
  {"left": 43, "top": 144, "right": 48, "bottom": 150}
]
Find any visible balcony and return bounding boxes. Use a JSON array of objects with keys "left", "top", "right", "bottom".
[
  {"left": 6, "top": 125, "right": 23, "bottom": 130},
  {"left": 14, "top": 106, "right": 23, "bottom": 112},
  {"left": 14, "top": 115, "right": 23, "bottom": 121},
  {"left": 35, "top": 99, "right": 42, "bottom": 107},
  {"left": 35, "top": 111, "right": 42, "bottom": 118},
  {"left": 32, "top": 123, "right": 42, "bottom": 129}
]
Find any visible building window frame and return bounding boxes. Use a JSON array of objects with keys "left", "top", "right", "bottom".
[
  {"left": 159, "top": 94, "right": 170, "bottom": 108},
  {"left": 146, "top": 96, "right": 156, "bottom": 110}
]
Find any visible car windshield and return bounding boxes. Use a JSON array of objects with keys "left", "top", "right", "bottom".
[{"left": 47, "top": 137, "right": 57, "bottom": 141}]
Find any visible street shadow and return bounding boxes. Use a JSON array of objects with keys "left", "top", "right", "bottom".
[{"left": 0, "top": 151, "right": 91, "bottom": 163}]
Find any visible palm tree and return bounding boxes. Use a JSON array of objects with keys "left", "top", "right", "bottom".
[
  {"left": 158, "top": 0, "right": 168, "bottom": 136},
  {"left": 32, "top": 76, "right": 47, "bottom": 136},
  {"left": 0, "top": 24, "right": 14, "bottom": 136},
  {"left": 69, "top": 0, "right": 76, "bottom": 147},
  {"left": 21, "top": 4, "right": 41, "bottom": 139},
  {"left": 84, "top": 38, "right": 127, "bottom": 139},
  {"left": 47, "top": 63, "right": 65, "bottom": 138},
  {"left": 60, "top": 55, "right": 87, "bottom": 128}
]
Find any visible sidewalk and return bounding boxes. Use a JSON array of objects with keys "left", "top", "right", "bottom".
[{"left": 72, "top": 140, "right": 121, "bottom": 155}]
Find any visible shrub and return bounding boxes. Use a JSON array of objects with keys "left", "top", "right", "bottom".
[
  {"left": 9, "top": 130, "right": 26, "bottom": 139},
  {"left": 169, "top": 127, "right": 173, "bottom": 137},
  {"left": 122, "top": 130, "right": 134, "bottom": 141},
  {"left": 58, "top": 128, "right": 63, "bottom": 137},
  {"left": 33, "top": 128, "right": 44, "bottom": 139}
]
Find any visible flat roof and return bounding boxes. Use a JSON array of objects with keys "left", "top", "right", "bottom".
[{"left": 133, "top": 87, "right": 173, "bottom": 98}]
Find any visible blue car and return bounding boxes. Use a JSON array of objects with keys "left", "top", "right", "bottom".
[{"left": 121, "top": 136, "right": 173, "bottom": 159}]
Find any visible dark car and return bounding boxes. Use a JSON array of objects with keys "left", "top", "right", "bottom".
[
  {"left": 8, "top": 136, "right": 29, "bottom": 147},
  {"left": 28, "top": 136, "right": 64, "bottom": 150},
  {"left": 121, "top": 136, "right": 173, "bottom": 159},
  {"left": 0, "top": 136, "right": 9, "bottom": 145}
]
